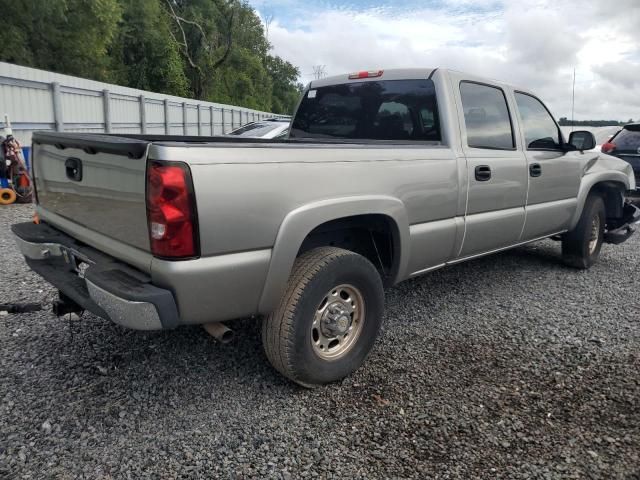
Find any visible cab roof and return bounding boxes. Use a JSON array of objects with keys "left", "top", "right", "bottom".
[
  {"left": 309, "top": 68, "right": 436, "bottom": 88},
  {"left": 308, "top": 68, "right": 533, "bottom": 96}
]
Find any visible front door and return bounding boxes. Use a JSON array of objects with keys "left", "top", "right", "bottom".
[
  {"left": 450, "top": 75, "right": 528, "bottom": 258},
  {"left": 513, "top": 92, "right": 582, "bottom": 239}
]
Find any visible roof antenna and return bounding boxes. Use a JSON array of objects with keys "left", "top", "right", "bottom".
[{"left": 571, "top": 68, "right": 576, "bottom": 133}]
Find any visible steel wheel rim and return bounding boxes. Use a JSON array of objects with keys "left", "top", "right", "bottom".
[
  {"left": 588, "top": 214, "right": 600, "bottom": 255},
  {"left": 311, "top": 284, "right": 365, "bottom": 360}
]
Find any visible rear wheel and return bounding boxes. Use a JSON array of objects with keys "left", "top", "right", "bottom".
[
  {"left": 262, "top": 247, "right": 384, "bottom": 387},
  {"left": 562, "top": 194, "right": 605, "bottom": 269}
]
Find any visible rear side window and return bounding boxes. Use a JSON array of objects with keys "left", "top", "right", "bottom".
[
  {"left": 290, "top": 79, "right": 441, "bottom": 142},
  {"left": 459, "top": 82, "right": 514, "bottom": 150},
  {"left": 514, "top": 93, "right": 562, "bottom": 149},
  {"left": 611, "top": 125, "right": 640, "bottom": 152}
]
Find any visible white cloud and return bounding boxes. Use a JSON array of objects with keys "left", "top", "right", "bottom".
[{"left": 255, "top": 0, "right": 640, "bottom": 121}]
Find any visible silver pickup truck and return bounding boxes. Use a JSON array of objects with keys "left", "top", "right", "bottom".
[{"left": 13, "top": 68, "right": 639, "bottom": 386}]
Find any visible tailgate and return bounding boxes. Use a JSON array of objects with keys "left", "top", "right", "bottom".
[{"left": 32, "top": 132, "right": 151, "bottom": 251}]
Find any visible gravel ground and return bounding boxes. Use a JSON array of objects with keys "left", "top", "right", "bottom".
[{"left": 1, "top": 204, "right": 639, "bottom": 479}]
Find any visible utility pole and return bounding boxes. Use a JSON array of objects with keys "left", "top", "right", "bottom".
[
  {"left": 312, "top": 65, "right": 327, "bottom": 80},
  {"left": 571, "top": 68, "right": 576, "bottom": 132},
  {"left": 264, "top": 14, "right": 274, "bottom": 43}
]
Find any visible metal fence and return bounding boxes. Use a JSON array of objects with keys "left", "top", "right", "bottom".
[{"left": 0, "top": 62, "right": 288, "bottom": 146}]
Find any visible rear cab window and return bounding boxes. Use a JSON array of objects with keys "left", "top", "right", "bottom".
[
  {"left": 459, "top": 81, "right": 514, "bottom": 150},
  {"left": 290, "top": 79, "right": 441, "bottom": 142}
]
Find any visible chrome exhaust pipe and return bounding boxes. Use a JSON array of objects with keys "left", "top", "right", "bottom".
[{"left": 203, "top": 322, "right": 234, "bottom": 344}]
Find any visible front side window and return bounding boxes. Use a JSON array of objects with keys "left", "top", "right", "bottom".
[
  {"left": 290, "top": 79, "right": 441, "bottom": 141},
  {"left": 515, "top": 93, "right": 562, "bottom": 150},
  {"left": 459, "top": 82, "right": 514, "bottom": 150}
]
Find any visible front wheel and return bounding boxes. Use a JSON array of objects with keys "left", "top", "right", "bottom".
[
  {"left": 261, "top": 247, "right": 384, "bottom": 387},
  {"left": 562, "top": 194, "right": 605, "bottom": 269}
]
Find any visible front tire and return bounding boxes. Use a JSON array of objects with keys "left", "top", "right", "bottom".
[
  {"left": 262, "top": 247, "right": 384, "bottom": 387},
  {"left": 562, "top": 194, "right": 605, "bottom": 269}
]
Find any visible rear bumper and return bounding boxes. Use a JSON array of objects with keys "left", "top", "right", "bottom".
[{"left": 12, "top": 222, "right": 179, "bottom": 330}]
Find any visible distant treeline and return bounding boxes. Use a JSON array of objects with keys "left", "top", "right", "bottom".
[
  {"left": 558, "top": 117, "right": 634, "bottom": 127},
  {"left": 0, "top": 0, "right": 303, "bottom": 115}
]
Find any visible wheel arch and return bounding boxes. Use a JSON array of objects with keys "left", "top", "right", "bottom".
[
  {"left": 569, "top": 172, "right": 631, "bottom": 230},
  {"left": 258, "top": 196, "right": 410, "bottom": 314}
]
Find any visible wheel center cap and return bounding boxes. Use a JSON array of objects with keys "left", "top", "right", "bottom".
[
  {"left": 321, "top": 303, "right": 351, "bottom": 337},
  {"left": 335, "top": 315, "right": 350, "bottom": 332}
]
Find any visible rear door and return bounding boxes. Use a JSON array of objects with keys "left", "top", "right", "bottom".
[
  {"left": 449, "top": 73, "right": 528, "bottom": 257},
  {"left": 513, "top": 92, "right": 582, "bottom": 239},
  {"left": 289, "top": 73, "right": 460, "bottom": 274}
]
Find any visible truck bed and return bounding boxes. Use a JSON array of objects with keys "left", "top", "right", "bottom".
[{"left": 31, "top": 131, "right": 455, "bottom": 269}]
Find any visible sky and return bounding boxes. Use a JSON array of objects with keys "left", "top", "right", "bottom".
[{"left": 248, "top": 0, "right": 640, "bottom": 121}]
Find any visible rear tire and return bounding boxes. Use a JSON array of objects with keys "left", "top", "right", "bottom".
[
  {"left": 262, "top": 247, "right": 384, "bottom": 387},
  {"left": 562, "top": 194, "right": 605, "bottom": 269}
]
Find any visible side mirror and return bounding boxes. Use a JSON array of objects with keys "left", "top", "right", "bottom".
[{"left": 568, "top": 130, "right": 596, "bottom": 151}]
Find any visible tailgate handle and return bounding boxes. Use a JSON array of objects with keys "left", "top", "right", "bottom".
[{"left": 65, "top": 158, "right": 83, "bottom": 182}]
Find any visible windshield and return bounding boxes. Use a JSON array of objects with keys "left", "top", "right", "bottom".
[
  {"left": 611, "top": 125, "right": 640, "bottom": 152},
  {"left": 290, "top": 79, "right": 441, "bottom": 141},
  {"left": 230, "top": 122, "right": 287, "bottom": 137}
]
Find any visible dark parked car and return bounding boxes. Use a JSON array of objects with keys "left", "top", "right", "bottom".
[
  {"left": 602, "top": 123, "right": 640, "bottom": 196},
  {"left": 228, "top": 119, "right": 290, "bottom": 139}
]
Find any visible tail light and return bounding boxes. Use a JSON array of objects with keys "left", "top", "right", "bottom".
[
  {"left": 601, "top": 142, "right": 616, "bottom": 154},
  {"left": 146, "top": 161, "right": 199, "bottom": 259}
]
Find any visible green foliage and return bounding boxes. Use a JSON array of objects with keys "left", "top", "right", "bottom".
[
  {"left": 0, "top": 0, "right": 301, "bottom": 114},
  {"left": 266, "top": 55, "right": 304, "bottom": 114},
  {"left": 558, "top": 117, "right": 632, "bottom": 127},
  {"left": 210, "top": 48, "right": 273, "bottom": 110},
  {"left": 0, "top": 0, "right": 121, "bottom": 81},
  {"left": 109, "top": 0, "right": 189, "bottom": 96}
]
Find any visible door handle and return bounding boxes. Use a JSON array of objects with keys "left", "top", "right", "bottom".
[
  {"left": 474, "top": 165, "right": 492, "bottom": 182},
  {"left": 529, "top": 163, "right": 542, "bottom": 177}
]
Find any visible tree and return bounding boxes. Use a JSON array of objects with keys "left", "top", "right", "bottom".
[
  {"left": 110, "top": 0, "right": 189, "bottom": 96},
  {"left": 266, "top": 55, "right": 303, "bottom": 114},
  {"left": 212, "top": 48, "right": 273, "bottom": 110},
  {"left": 163, "top": 0, "right": 241, "bottom": 99},
  {"left": 0, "top": 0, "right": 303, "bottom": 114},
  {"left": 558, "top": 117, "right": 630, "bottom": 127},
  {"left": 0, "top": 0, "right": 121, "bottom": 81}
]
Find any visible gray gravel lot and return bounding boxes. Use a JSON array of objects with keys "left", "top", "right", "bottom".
[{"left": 1, "top": 204, "right": 639, "bottom": 479}]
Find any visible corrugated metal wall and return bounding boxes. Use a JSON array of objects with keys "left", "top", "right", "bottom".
[{"left": 0, "top": 62, "right": 287, "bottom": 145}]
